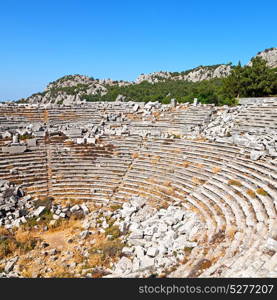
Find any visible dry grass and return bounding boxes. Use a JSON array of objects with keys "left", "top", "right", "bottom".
[
  {"left": 192, "top": 177, "right": 206, "bottom": 185},
  {"left": 47, "top": 266, "right": 75, "bottom": 278},
  {"left": 104, "top": 225, "right": 121, "bottom": 240},
  {"left": 15, "top": 228, "right": 35, "bottom": 244},
  {"left": 148, "top": 178, "right": 158, "bottom": 185},
  {"left": 152, "top": 111, "right": 160, "bottom": 118},
  {"left": 0, "top": 227, "right": 9, "bottom": 235},
  {"left": 64, "top": 198, "right": 84, "bottom": 205},
  {"left": 150, "top": 159, "right": 158, "bottom": 164},
  {"left": 73, "top": 250, "right": 85, "bottom": 264},
  {"left": 110, "top": 204, "right": 122, "bottom": 211},
  {"left": 131, "top": 152, "right": 139, "bottom": 159},
  {"left": 18, "top": 255, "right": 44, "bottom": 278},
  {"left": 174, "top": 148, "right": 182, "bottom": 153},
  {"left": 195, "top": 163, "right": 204, "bottom": 169},
  {"left": 234, "top": 190, "right": 243, "bottom": 197},
  {"left": 182, "top": 161, "right": 190, "bottom": 168},
  {"left": 20, "top": 268, "right": 34, "bottom": 278},
  {"left": 87, "top": 253, "right": 103, "bottom": 268},
  {"left": 48, "top": 217, "right": 82, "bottom": 233},
  {"left": 158, "top": 201, "right": 170, "bottom": 209},
  {"left": 88, "top": 234, "right": 124, "bottom": 269},
  {"left": 192, "top": 137, "right": 207, "bottom": 142},
  {"left": 163, "top": 180, "right": 172, "bottom": 187},
  {"left": 256, "top": 188, "right": 268, "bottom": 196},
  {"left": 211, "top": 166, "right": 221, "bottom": 174},
  {"left": 226, "top": 227, "right": 237, "bottom": 239},
  {"left": 64, "top": 140, "right": 74, "bottom": 145},
  {"left": 0, "top": 228, "right": 39, "bottom": 259},
  {"left": 228, "top": 179, "right": 242, "bottom": 187},
  {"left": 159, "top": 186, "right": 175, "bottom": 196},
  {"left": 246, "top": 189, "right": 256, "bottom": 198}
]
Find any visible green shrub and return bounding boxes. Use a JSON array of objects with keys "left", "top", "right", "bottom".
[
  {"left": 256, "top": 188, "right": 268, "bottom": 196},
  {"left": 104, "top": 225, "right": 121, "bottom": 240}
]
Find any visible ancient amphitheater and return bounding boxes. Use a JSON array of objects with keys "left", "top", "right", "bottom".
[{"left": 0, "top": 97, "right": 277, "bottom": 278}]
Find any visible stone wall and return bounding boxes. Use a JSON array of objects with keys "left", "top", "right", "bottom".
[{"left": 239, "top": 97, "right": 277, "bottom": 105}]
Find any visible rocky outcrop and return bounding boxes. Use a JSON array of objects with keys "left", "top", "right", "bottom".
[
  {"left": 136, "top": 64, "right": 232, "bottom": 84},
  {"left": 23, "top": 65, "right": 232, "bottom": 105},
  {"left": 250, "top": 47, "right": 277, "bottom": 68},
  {"left": 24, "top": 75, "right": 131, "bottom": 106}
]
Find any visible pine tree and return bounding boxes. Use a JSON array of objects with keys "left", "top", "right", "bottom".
[{"left": 222, "top": 57, "right": 277, "bottom": 98}]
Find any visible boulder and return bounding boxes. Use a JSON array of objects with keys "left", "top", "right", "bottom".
[
  {"left": 265, "top": 238, "right": 277, "bottom": 252},
  {"left": 250, "top": 150, "right": 265, "bottom": 161},
  {"left": 146, "top": 247, "right": 159, "bottom": 257},
  {"left": 70, "top": 205, "right": 80, "bottom": 212},
  {"left": 122, "top": 247, "right": 134, "bottom": 256},
  {"left": 139, "top": 256, "right": 155, "bottom": 270},
  {"left": 33, "top": 206, "right": 45, "bottom": 217},
  {"left": 80, "top": 204, "right": 89, "bottom": 215},
  {"left": 4, "top": 256, "right": 18, "bottom": 273},
  {"left": 129, "top": 230, "right": 143, "bottom": 240},
  {"left": 114, "top": 257, "right": 133, "bottom": 275},
  {"left": 134, "top": 246, "right": 145, "bottom": 258}
]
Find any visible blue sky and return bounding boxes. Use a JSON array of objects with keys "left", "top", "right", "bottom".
[{"left": 0, "top": 0, "right": 276, "bottom": 101}]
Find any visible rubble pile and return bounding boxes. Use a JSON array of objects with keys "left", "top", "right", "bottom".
[
  {"left": 0, "top": 180, "right": 90, "bottom": 229},
  {"left": 0, "top": 180, "right": 34, "bottom": 228},
  {"left": 82, "top": 197, "right": 204, "bottom": 278},
  {"left": 200, "top": 105, "right": 277, "bottom": 160}
]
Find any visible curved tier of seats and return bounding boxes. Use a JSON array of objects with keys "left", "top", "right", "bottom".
[
  {"left": 232, "top": 104, "right": 277, "bottom": 134},
  {"left": 109, "top": 138, "right": 277, "bottom": 277},
  {"left": 47, "top": 135, "right": 142, "bottom": 204},
  {"left": 0, "top": 144, "right": 48, "bottom": 198},
  {"left": 0, "top": 128, "right": 276, "bottom": 277},
  {"left": 0, "top": 107, "right": 45, "bottom": 124},
  {"left": 0, "top": 103, "right": 277, "bottom": 277}
]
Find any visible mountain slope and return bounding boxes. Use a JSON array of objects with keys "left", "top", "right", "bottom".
[
  {"left": 16, "top": 47, "right": 277, "bottom": 106},
  {"left": 251, "top": 47, "right": 277, "bottom": 68}
]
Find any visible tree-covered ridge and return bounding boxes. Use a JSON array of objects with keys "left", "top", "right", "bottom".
[
  {"left": 222, "top": 57, "right": 277, "bottom": 99},
  {"left": 79, "top": 58, "right": 277, "bottom": 106},
  {"left": 47, "top": 74, "right": 94, "bottom": 86},
  {"left": 48, "top": 84, "right": 90, "bottom": 97},
  {"left": 16, "top": 51, "right": 277, "bottom": 106},
  {"left": 81, "top": 78, "right": 232, "bottom": 105}
]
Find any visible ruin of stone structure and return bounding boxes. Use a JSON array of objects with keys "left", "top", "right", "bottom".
[{"left": 0, "top": 98, "right": 277, "bottom": 278}]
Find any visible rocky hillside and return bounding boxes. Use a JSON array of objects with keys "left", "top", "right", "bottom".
[
  {"left": 136, "top": 64, "right": 233, "bottom": 84},
  {"left": 250, "top": 47, "right": 277, "bottom": 68},
  {"left": 18, "top": 65, "right": 233, "bottom": 106},
  {"left": 17, "top": 47, "right": 276, "bottom": 106},
  {"left": 24, "top": 75, "right": 131, "bottom": 106},
  {"left": 137, "top": 48, "right": 277, "bottom": 84}
]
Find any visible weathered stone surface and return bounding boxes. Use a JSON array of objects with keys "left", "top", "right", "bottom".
[
  {"left": 250, "top": 150, "right": 265, "bottom": 161},
  {"left": 33, "top": 206, "right": 45, "bottom": 217},
  {"left": 146, "top": 247, "right": 159, "bottom": 257},
  {"left": 2, "top": 145, "right": 27, "bottom": 154},
  {"left": 265, "top": 238, "right": 277, "bottom": 252},
  {"left": 114, "top": 257, "right": 133, "bottom": 275},
  {"left": 4, "top": 256, "right": 18, "bottom": 273},
  {"left": 139, "top": 256, "right": 155, "bottom": 270},
  {"left": 109, "top": 198, "right": 203, "bottom": 277}
]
